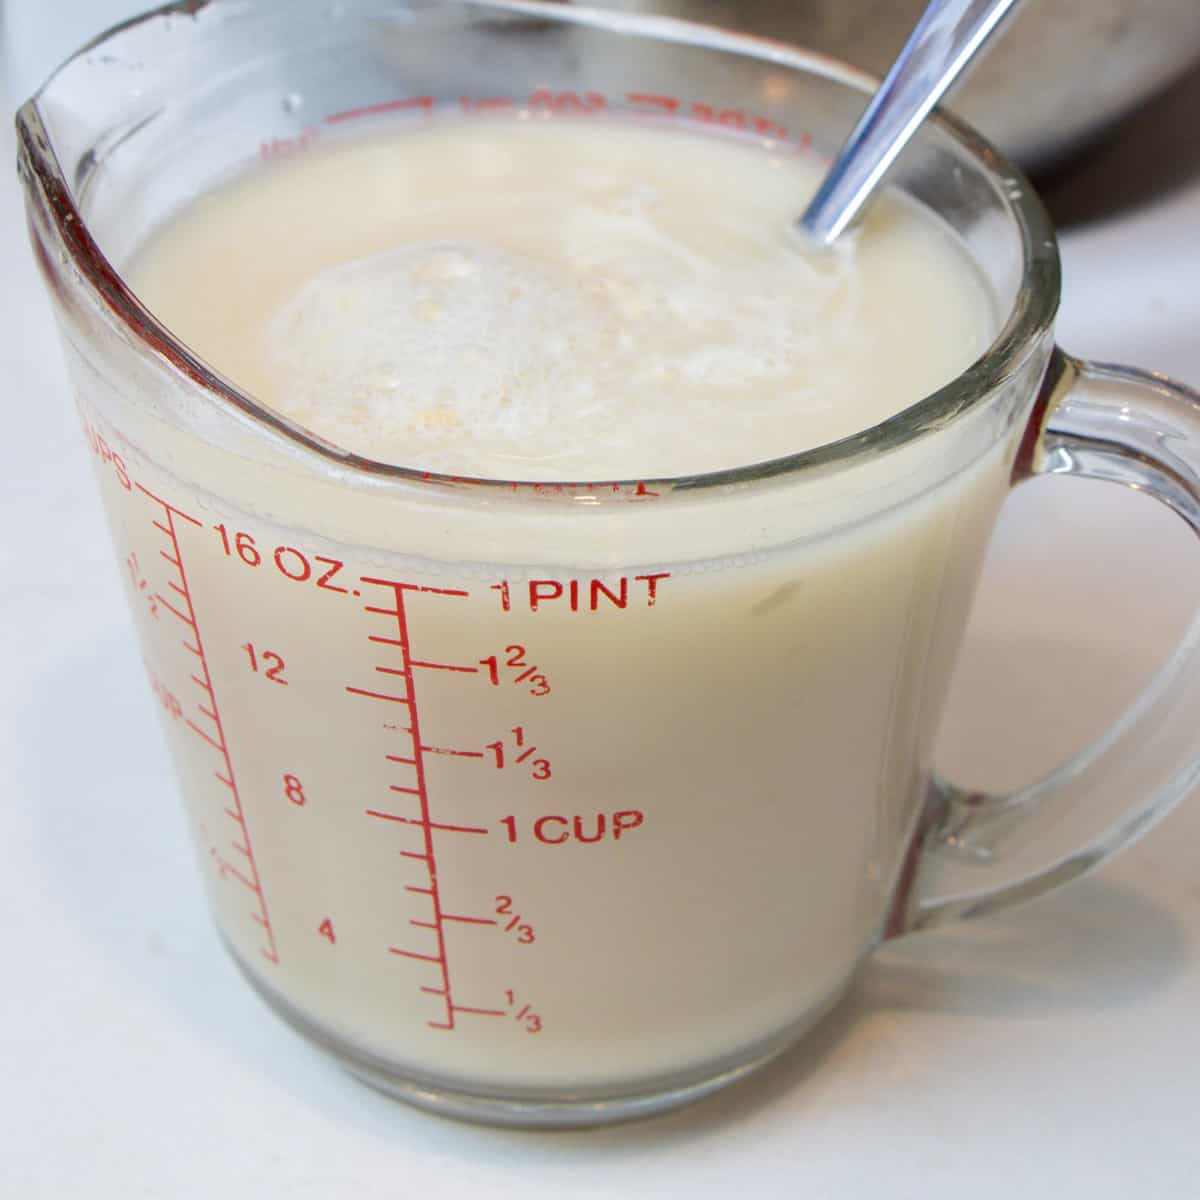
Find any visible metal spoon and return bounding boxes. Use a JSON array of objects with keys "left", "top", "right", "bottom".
[{"left": 799, "top": 0, "right": 1025, "bottom": 246}]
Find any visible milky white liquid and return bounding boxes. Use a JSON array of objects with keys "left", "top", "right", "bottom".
[
  {"left": 83, "top": 117, "right": 1017, "bottom": 1098},
  {"left": 130, "top": 120, "right": 994, "bottom": 479}
]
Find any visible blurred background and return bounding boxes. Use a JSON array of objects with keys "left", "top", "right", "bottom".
[{"left": 7, "top": 0, "right": 1200, "bottom": 174}]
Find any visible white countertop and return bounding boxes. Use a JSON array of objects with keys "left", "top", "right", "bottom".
[{"left": 4, "top": 21, "right": 1200, "bottom": 1198}]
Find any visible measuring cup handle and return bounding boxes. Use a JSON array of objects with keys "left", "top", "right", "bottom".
[{"left": 886, "top": 346, "right": 1200, "bottom": 937}]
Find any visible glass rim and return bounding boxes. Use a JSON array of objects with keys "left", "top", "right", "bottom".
[{"left": 18, "top": 0, "right": 1062, "bottom": 501}]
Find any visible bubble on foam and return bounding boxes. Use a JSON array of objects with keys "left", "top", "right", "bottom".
[{"left": 263, "top": 241, "right": 610, "bottom": 470}]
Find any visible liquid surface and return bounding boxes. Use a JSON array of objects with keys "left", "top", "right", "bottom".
[{"left": 129, "top": 118, "right": 996, "bottom": 479}]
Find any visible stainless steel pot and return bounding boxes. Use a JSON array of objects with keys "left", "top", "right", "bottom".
[{"left": 607, "top": 0, "right": 1200, "bottom": 168}]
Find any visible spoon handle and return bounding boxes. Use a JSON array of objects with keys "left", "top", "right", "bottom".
[{"left": 799, "top": 0, "right": 1024, "bottom": 246}]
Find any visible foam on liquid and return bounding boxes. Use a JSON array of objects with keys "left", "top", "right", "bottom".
[{"left": 129, "top": 118, "right": 996, "bottom": 479}]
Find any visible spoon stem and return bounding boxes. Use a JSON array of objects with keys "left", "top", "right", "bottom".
[{"left": 799, "top": 0, "right": 1025, "bottom": 246}]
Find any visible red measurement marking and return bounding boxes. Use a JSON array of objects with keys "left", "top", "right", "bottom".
[
  {"left": 367, "top": 806, "right": 484, "bottom": 835},
  {"left": 154, "top": 595, "right": 191, "bottom": 626},
  {"left": 529, "top": 88, "right": 606, "bottom": 114},
  {"left": 451, "top": 1005, "right": 506, "bottom": 1018},
  {"left": 185, "top": 720, "right": 222, "bottom": 752},
  {"left": 358, "top": 577, "right": 505, "bottom": 1031},
  {"left": 409, "top": 660, "right": 479, "bottom": 674},
  {"left": 345, "top": 686, "right": 411, "bottom": 704},
  {"left": 389, "top": 947, "right": 441, "bottom": 963},
  {"left": 627, "top": 92, "right": 680, "bottom": 114},
  {"left": 392, "top": 582, "right": 471, "bottom": 598},
  {"left": 137, "top": 486, "right": 201, "bottom": 526},
  {"left": 323, "top": 96, "right": 434, "bottom": 125},
  {"left": 370, "top": 811, "right": 489, "bottom": 836},
  {"left": 217, "top": 860, "right": 259, "bottom": 894},
  {"left": 137, "top": 486, "right": 279, "bottom": 965},
  {"left": 443, "top": 914, "right": 498, "bottom": 927}
]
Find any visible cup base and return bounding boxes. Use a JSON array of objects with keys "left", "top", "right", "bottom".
[{"left": 225, "top": 938, "right": 857, "bottom": 1128}]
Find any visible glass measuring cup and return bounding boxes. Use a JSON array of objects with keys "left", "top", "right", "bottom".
[{"left": 16, "top": 0, "right": 1200, "bottom": 1128}]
